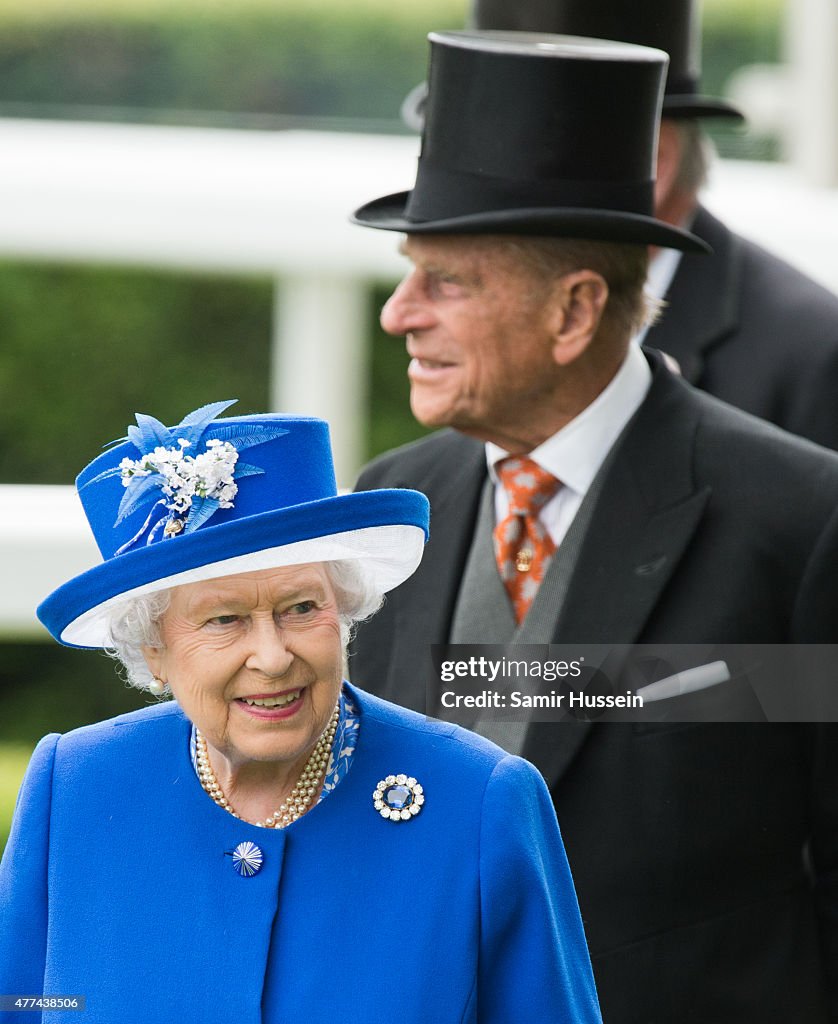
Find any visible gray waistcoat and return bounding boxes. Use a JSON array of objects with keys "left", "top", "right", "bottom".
[{"left": 449, "top": 459, "right": 613, "bottom": 751}]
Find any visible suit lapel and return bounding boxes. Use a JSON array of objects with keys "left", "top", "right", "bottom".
[
  {"left": 524, "top": 358, "right": 711, "bottom": 787},
  {"left": 646, "top": 205, "right": 741, "bottom": 383}
]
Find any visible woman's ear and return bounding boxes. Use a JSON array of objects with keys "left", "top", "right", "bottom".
[
  {"left": 549, "top": 270, "right": 609, "bottom": 367},
  {"left": 142, "top": 645, "right": 165, "bottom": 681}
]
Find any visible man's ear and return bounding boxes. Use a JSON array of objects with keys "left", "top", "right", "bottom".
[{"left": 549, "top": 270, "right": 609, "bottom": 367}]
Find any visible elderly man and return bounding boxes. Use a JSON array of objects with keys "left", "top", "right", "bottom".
[
  {"left": 352, "top": 29, "right": 838, "bottom": 1024},
  {"left": 403, "top": 0, "right": 838, "bottom": 450}
]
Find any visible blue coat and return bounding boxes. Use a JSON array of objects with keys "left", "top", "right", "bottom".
[{"left": 0, "top": 686, "right": 600, "bottom": 1023}]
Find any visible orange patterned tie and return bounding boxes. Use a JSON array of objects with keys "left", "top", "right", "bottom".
[{"left": 493, "top": 457, "right": 561, "bottom": 623}]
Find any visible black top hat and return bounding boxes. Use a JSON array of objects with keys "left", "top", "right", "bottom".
[
  {"left": 354, "top": 32, "right": 708, "bottom": 253},
  {"left": 402, "top": 0, "right": 742, "bottom": 129},
  {"left": 469, "top": 0, "right": 743, "bottom": 120}
]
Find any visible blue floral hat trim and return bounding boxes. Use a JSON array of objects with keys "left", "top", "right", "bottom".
[
  {"left": 89, "top": 400, "right": 289, "bottom": 552},
  {"left": 37, "top": 401, "right": 429, "bottom": 649}
]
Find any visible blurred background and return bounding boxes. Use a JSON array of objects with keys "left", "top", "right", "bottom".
[{"left": 1, "top": 0, "right": 836, "bottom": 849}]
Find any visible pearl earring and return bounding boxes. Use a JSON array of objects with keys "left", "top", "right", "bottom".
[{"left": 148, "top": 676, "right": 167, "bottom": 696}]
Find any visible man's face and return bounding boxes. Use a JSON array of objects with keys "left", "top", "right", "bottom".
[{"left": 379, "top": 235, "right": 563, "bottom": 452}]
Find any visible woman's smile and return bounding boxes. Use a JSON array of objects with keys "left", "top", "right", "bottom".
[{"left": 234, "top": 686, "right": 305, "bottom": 720}]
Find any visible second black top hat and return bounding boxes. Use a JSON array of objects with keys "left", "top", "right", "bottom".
[
  {"left": 470, "top": 0, "right": 743, "bottom": 120},
  {"left": 403, "top": 0, "right": 742, "bottom": 129}
]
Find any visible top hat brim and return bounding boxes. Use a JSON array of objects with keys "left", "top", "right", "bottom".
[
  {"left": 37, "top": 489, "right": 429, "bottom": 649},
  {"left": 662, "top": 94, "right": 745, "bottom": 121},
  {"left": 352, "top": 191, "right": 711, "bottom": 254}
]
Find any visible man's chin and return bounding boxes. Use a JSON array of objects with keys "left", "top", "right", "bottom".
[
  {"left": 408, "top": 395, "right": 455, "bottom": 431},
  {"left": 411, "top": 408, "right": 487, "bottom": 443}
]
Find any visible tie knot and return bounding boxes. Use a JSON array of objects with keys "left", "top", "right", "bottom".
[{"left": 497, "top": 456, "right": 560, "bottom": 516}]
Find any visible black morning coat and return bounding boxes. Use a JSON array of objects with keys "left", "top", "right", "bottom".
[
  {"left": 646, "top": 205, "right": 838, "bottom": 451},
  {"left": 351, "top": 352, "right": 838, "bottom": 1024}
]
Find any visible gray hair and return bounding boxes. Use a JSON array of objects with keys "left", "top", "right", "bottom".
[
  {"left": 104, "top": 560, "right": 384, "bottom": 693},
  {"left": 494, "top": 235, "right": 656, "bottom": 339},
  {"left": 671, "top": 118, "right": 714, "bottom": 198}
]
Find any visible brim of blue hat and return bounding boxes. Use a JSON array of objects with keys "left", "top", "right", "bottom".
[
  {"left": 352, "top": 193, "right": 711, "bottom": 254},
  {"left": 37, "top": 489, "right": 429, "bottom": 650}
]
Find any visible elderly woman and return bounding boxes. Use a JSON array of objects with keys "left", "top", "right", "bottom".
[{"left": 0, "top": 402, "right": 600, "bottom": 1024}]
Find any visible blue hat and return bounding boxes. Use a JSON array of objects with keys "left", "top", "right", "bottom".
[{"left": 37, "top": 401, "right": 430, "bottom": 649}]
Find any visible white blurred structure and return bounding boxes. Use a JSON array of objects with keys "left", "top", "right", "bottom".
[
  {"left": 0, "top": 119, "right": 837, "bottom": 638},
  {"left": 0, "top": 486, "right": 99, "bottom": 639},
  {"left": 726, "top": 0, "right": 838, "bottom": 187},
  {"left": 785, "top": 0, "right": 838, "bottom": 187}
]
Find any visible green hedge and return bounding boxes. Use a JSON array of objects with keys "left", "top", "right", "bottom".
[
  {"left": 0, "top": 642, "right": 149, "bottom": 744},
  {"left": 0, "top": 262, "right": 274, "bottom": 483},
  {"left": 0, "top": 266, "right": 424, "bottom": 485},
  {"left": 0, "top": 743, "right": 31, "bottom": 854},
  {"left": 0, "top": 0, "right": 779, "bottom": 131},
  {"left": 0, "top": 0, "right": 463, "bottom": 125}
]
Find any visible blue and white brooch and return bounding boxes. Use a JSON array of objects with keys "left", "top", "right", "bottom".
[
  {"left": 231, "top": 841, "right": 264, "bottom": 877},
  {"left": 373, "top": 774, "right": 424, "bottom": 822}
]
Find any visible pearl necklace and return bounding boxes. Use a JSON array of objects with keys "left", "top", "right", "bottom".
[{"left": 195, "top": 703, "right": 339, "bottom": 828}]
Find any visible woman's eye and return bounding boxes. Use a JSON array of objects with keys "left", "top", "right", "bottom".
[
  {"left": 286, "top": 600, "right": 317, "bottom": 616},
  {"left": 208, "top": 614, "right": 239, "bottom": 626}
]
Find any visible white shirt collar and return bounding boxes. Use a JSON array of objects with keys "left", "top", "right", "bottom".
[{"left": 486, "top": 343, "right": 652, "bottom": 499}]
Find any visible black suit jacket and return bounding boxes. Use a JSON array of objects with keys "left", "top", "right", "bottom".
[
  {"left": 646, "top": 205, "right": 838, "bottom": 449},
  {"left": 351, "top": 358, "right": 838, "bottom": 1023}
]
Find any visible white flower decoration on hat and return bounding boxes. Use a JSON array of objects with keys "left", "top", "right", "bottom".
[{"left": 85, "top": 400, "right": 288, "bottom": 554}]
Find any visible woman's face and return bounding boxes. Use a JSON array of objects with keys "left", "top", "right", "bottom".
[{"left": 143, "top": 563, "right": 343, "bottom": 771}]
